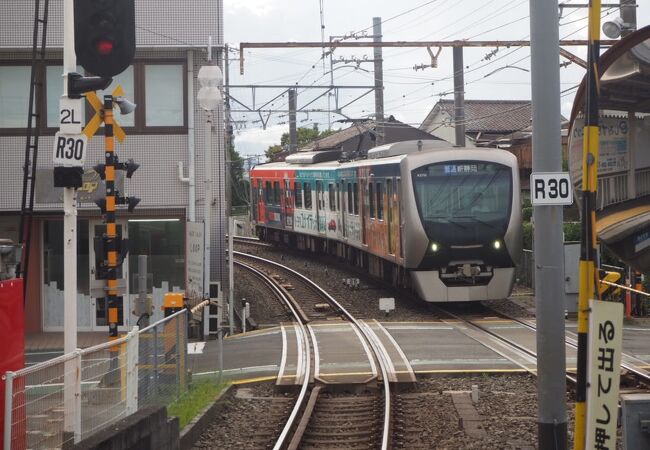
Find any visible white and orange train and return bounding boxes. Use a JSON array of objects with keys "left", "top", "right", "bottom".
[{"left": 250, "top": 140, "right": 522, "bottom": 302}]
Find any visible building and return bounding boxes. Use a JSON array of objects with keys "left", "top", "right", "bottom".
[
  {"left": 419, "top": 99, "right": 533, "bottom": 147},
  {"left": 0, "top": 1, "right": 226, "bottom": 333},
  {"left": 270, "top": 116, "right": 440, "bottom": 161}
]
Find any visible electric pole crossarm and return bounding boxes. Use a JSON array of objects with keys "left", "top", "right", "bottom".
[{"left": 238, "top": 40, "right": 617, "bottom": 73}]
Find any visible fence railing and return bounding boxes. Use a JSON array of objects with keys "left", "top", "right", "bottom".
[
  {"left": 3, "top": 310, "right": 189, "bottom": 450},
  {"left": 515, "top": 249, "right": 535, "bottom": 290}
]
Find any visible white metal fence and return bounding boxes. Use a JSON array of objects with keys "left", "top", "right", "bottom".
[{"left": 3, "top": 310, "right": 189, "bottom": 450}]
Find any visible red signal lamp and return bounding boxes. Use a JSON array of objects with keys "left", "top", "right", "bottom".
[{"left": 95, "top": 39, "right": 115, "bottom": 55}]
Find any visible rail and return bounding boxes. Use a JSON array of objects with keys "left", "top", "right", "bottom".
[
  {"left": 232, "top": 258, "right": 312, "bottom": 450},
  {"left": 234, "top": 251, "right": 392, "bottom": 450}
]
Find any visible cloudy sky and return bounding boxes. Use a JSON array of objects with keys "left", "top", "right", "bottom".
[{"left": 223, "top": 0, "right": 650, "bottom": 157}]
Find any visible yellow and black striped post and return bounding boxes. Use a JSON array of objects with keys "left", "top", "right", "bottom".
[
  {"left": 103, "top": 94, "right": 119, "bottom": 342},
  {"left": 574, "top": 1, "right": 601, "bottom": 448}
]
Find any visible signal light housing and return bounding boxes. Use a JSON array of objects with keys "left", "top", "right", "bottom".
[{"left": 74, "top": 0, "right": 135, "bottom": 78}]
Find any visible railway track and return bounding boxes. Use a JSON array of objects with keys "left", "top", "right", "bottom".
[{"left": 233, "top": 251, "right": 393, "bottom": 450}]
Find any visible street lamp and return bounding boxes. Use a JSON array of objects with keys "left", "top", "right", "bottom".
[
  {"left": 197, "top": 63, "right": 225, "bottom": 381},
  {"left": 197, "top": 63, "right": 223, "bottom": 303}
]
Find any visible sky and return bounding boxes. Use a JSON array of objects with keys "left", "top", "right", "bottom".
[{"left": 223, "top": 0, "right": 650, "bottom": 158}]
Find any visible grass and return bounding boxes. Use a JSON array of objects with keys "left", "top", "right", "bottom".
[{"left": 167, "top": 379, "right": 228, "bottom": 429}]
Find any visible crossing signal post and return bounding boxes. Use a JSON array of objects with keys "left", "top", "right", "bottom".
[{"left": 91, "top": 94, "right": 139, "bottom": 344}]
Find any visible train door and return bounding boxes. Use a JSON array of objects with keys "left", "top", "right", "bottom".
[
  {"left": 397, "top": 178, "right": 403, "bottom": 258},
  {"left": 340, "top": 180, "right": 346, "bottom": 238},
  {"left": 284, "top": 178, "right": 293, "bottom": 229},
  {"left": 387, "top": 178, "right": 394, "bottom": 254},
  {"left": 251, "top": 179, "right": 258, "bottom": 221},
  {"left": 315, "top": 180, "right": 322, "bottom": 233},
  {"left": 360, "top": 178, "right": 367, "bottom": 245}
]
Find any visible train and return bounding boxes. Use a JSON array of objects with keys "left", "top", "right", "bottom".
[{"left": 249, "top": 139, "right": 522, "bottom": 302}]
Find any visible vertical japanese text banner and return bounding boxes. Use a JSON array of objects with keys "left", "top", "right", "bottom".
[{"left": 586, "top": 299, "right": 623, "bottom": 450}]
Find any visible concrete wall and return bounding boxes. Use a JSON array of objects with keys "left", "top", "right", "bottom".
[{"left": 73, "top": 406, "right": 179, "bottom": 450}]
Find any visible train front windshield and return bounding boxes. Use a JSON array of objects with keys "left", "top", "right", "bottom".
[{"left": 412, "top": 161, "right": 512, "bottom": 243}]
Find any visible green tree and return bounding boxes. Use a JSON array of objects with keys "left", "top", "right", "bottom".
[
  {"left": 265, "top": 126, "right": 335, "bottom": 160},
  {"left": 228, "top": 142, "right": 249, "bottom": 210}
]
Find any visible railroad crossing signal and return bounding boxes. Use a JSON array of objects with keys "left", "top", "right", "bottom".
[
  {"left": 83, "top": 85, "right": 127, "bottom": 142},
  {"left": 73, "top": 0, "right": 136, "bottom": 78}
]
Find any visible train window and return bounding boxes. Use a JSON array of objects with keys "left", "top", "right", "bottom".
[
  {"left": 353, "top": 183, "right": 359, "bottom": 215},
  {"left": 295, "top": 182, "right": 303, "bottom": 208},
  {"left": 369, "top": 183, "right": 375, "bottom": 218},
  {"left": 328, "top": 183, "right": 336, "bottom": 211},
  {"left": 347, "top": 183, "right": 352, "bottom": 213},
  {"left": 376, "top": 182, "right": 384, "bottom": 220},
  {"left": 304, "top": 183, "right": 313, "bottom": 209},
  {"left": 285, "top": 179, "right": 291, "bottom": 198},
  {"left": 273, "top": 181, "right": 280, "bottom": 205},
  {"left": 265, "top": 181, "right": 272, "bottom": 203}
]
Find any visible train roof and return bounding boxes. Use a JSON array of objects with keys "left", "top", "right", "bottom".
[
  {"left": 251, "top": 141, "right": 516, "bottom": 172},
  {"left": 366, "top": 139, "right": 451, "bottom": 159}
]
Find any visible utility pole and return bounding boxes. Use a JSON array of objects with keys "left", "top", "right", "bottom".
[
  {"left": 620, "top": 0, "right": 637, "bottom": 37},
  {"left": 372, "top": 17, "right": 384, "bottom": 146},
  {"left": 529, "top": 0, "right": 567, "bottom": 448},
  {"left": 452, "top": 47, "right": 466, "bottom": 147},
  {"left": 62, "top": 0, "right": 79, "bottom": 441},
  {"left": 574, "top": 1, "right": 603, "bottom": 448},
  {"left": 288, "top": 89, "right": 297, "bottom": 152}
]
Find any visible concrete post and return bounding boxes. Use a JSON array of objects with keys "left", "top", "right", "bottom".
[
  {"left": 529, "top": 0, "right": 567, "bottom": 448},
  {"left": 453, "top": 46, "right": 466, "bottom": 147},
  {"left": 126, "top": 328, "right": 139, "bottom": 414},
  {"left": 373, "top": 17, "right": 384, "bottom": 146},
  {"left": 63, "top": 0, "right": 80, "bottom": 441},
  {"left": 288, "top": 89, "right": 297, "bottom": 153}
]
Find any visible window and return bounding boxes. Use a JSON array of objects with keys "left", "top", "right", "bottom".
[
  {"left": 376, "top": 182, "right": 384, "bottom": 220},
  {"left": 265, "top": 181, "right": 272, "bottom": 203},
  {"left": 353, "top": 183, "right": 359, "bottom": 215},
  {"left": 347, "top": 183, "right": 353, "bottom": 214},
  {"left": 328, "top": 183, "right": 336, "bottom": 211},
  {"left": 3, "top": 60, "right": 186, "bottom": 135},
  {"left": 145, "top": 64, "right": 184, "bottom": 127},
  {"left": 295, "top": 182, "right": 303, "bottom": 208},
  {"left": 0, "top": 66, "right": 31, "bottom": 128},
  {"left": 273, "top": 181, "right": 280, "bottom": 205},
  {"left": 369, "top": 183, "right": 375, "bottom": 218},
  {"left": 304, "top": 183, "right": 312, "bottom": 209}
]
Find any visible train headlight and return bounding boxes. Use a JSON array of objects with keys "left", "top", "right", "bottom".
[
  {"left": 431, "top": 242, "right": 439, "bottom": 252},
  {"left": 493, "top": 240, "right": 502, "bottom": 250}
]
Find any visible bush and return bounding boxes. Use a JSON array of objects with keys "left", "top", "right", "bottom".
[
  {"left": 522, "top": 221, "right": 581, "bottom": 249},
  {"left": 523, "top": 222, "right": 533, "bottom": 250}
]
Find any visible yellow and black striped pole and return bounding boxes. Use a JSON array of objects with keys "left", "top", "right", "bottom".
[
  {"left": 574, "top": 1, "right": 601, "bottom": 448},
  {"left": 103, "top": 94, "right": 119, "bottom": 342}
]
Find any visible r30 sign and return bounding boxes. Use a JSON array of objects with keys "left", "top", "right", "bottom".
[
  {"left": 52, "top": 132, "right": 88, "bottom": 167},
  {"left": 530, "top": 172, "right": 574, "bottom": 205}
]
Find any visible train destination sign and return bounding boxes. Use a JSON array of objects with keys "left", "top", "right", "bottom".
[{"left": 530, "top": 172, "right": 573, "bottom": 206}]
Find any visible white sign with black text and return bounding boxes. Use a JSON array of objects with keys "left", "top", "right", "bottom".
[
  {"left": 586, "top": 299, "right": 623, "bottom": 450},
  {"left": 59, "top": 97, "right": 83, "bottom": 134},
  {"left": 185, "top": 221, "right": 205, "bottom": 302},
  {"left": 530, "top": 172, "right": 574, "bottom": 205},
  {"left": 52, "top": 133, "right": 88, "bottom": 167}
]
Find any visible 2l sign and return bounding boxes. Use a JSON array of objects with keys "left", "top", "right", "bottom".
[
  {"left": 530, "top": 172, "right": 573, "bottom": 206},
  {"left": 52, "top": 133, "right": 88, "bottom": 167}
]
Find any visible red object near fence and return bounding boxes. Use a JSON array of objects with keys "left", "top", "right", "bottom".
[{"left": 0, "top": 278, "right": 25, "bottom": 450}]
